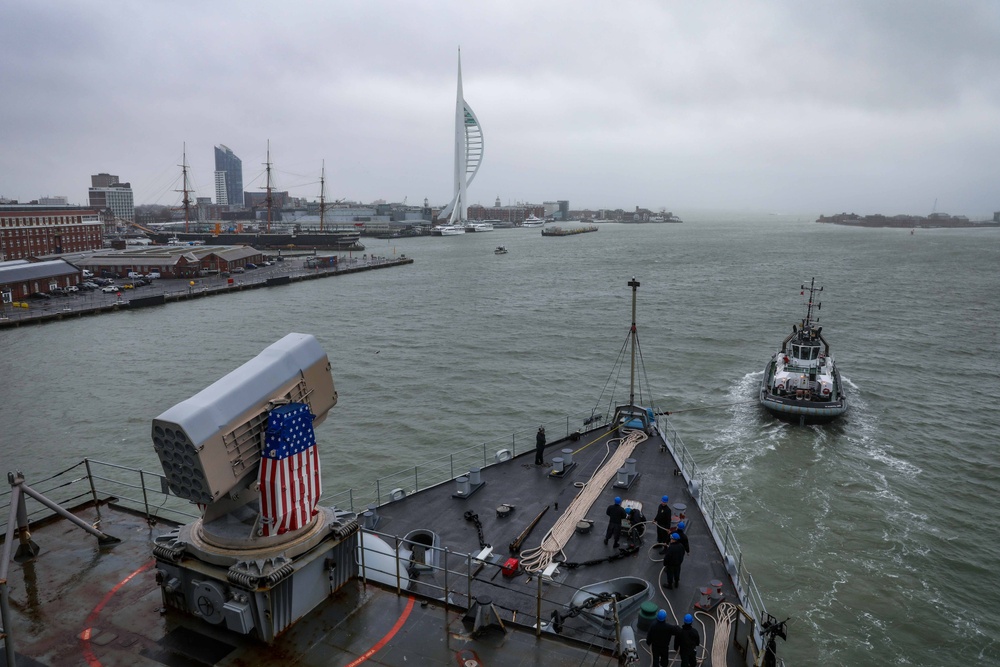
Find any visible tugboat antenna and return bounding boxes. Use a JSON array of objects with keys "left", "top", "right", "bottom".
[
  {"left": 628, "top": 276, "right": 640, "bottom": 408},
  {"left": 800, "top": 277, "right": 823, "bottom": 327}
]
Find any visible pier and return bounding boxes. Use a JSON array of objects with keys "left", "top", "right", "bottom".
[{"left": 0, "top": 255, "right": 412, "bottom": 328}]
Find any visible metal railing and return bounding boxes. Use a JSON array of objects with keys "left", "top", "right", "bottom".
[{"left": 657, "top": 414, "right": 775, "bottom": 654}]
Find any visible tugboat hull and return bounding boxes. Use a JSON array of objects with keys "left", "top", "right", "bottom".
[{"left": 759, "top": 360, "right": 847, "bottom": 424}]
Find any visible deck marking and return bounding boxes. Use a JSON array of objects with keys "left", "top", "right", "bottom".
[
  {"left": 81, "top": 558, "right": 155, "bottom": 667},
  {"left": 344, "top": 595, "right": 415, "bottom": 667}
]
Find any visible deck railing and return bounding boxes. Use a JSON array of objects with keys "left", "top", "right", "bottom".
[
  {"left": 1, "top": 410, "right": 778, "bottom": 664},
  {"left": 657, "top": 414, "right": 774, "bottom": 652}
]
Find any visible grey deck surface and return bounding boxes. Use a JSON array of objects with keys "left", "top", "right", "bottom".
[{"left": 1, "top": 425, "right": 752, "bottom": 666}]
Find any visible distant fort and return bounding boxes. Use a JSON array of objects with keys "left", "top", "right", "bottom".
[{"left": 817, "top": 212, "right": 1000, "bottom": 228}]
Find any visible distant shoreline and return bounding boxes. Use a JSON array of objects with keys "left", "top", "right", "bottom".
[{"left": 817, "top": 213, "right": 999, "bottom": 229}]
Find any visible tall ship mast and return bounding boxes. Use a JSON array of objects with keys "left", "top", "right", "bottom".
[
  {"left": 319, "top": 160, "right": 326, "bottom": 232},
  {"left": 263, "top": 140, "right": 273, "bottom": 234},
  {"left": 175, "top": 143, "right": 193, "bottom": 233}
]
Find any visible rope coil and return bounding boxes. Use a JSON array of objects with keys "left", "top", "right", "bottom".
[{"left": 519, "top": 429, "right": 648, "bottom": 573}]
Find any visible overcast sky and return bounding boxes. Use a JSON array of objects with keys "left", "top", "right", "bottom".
[{"left": 2, "top": 1, "right": 998, "bottom": 217}]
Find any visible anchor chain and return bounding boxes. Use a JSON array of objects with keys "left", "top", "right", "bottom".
[{"left": 464, "top": 510, "right": 490, "bottom": 549}]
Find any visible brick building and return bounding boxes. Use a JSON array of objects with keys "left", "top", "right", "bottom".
[{"left": 0, "top": 206, "right": 104, "bottom": 261}]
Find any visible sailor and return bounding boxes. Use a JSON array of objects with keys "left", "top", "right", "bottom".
[
  {"left": 646, "top": 609, "right": 680, "bottom": 667},
  {"left": 674, "top": 521, "right": 690, "bottom": 554},
  {"left": 604, "top": 497, "right": 627, "bottom": 548},
  {"left": 675, "top": 614, "right": 700, "bottom": 667},
  {"left": 626, "top": 504, "right": 646, "bottom": 542},
  {"left": 663, "top": 532, "right": 686, "bottom": 589},
  {"left": 534, "top": 426, "right": 546, "bottom": 465},
  {"left": 654, "top": 495, "right": 672, "bottom": 550}
]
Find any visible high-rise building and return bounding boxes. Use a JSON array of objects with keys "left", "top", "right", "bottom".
[
  {"left": 88, "top": 173, "right": 134, "bottom": 222},
  {"left": 214, "top": 145, "right": 243, "bottom": 209}
]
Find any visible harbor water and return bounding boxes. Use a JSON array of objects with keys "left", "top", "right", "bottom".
[{"left": 1, "top": 215, "right": 998, "bottom": 665}]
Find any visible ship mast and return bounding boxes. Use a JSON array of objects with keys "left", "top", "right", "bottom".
[
  {"left": 264, "top": 140, "right": 273, "bottom": 234},
  {"left": 628, "top": 276, "right": 640, "bottom": 407},
  {"left": 801, "top": 277, "right": 823, "bottom": 329},
  {"left": 176, "top": 143, "right": 192, "bottom": 233},
  {"left": 319, "top": 160, "right": 326, "bottom": 232}
]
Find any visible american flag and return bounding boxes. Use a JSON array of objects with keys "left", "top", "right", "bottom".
[{"left": 259, "top": 403, "right": 321, "bottom": 536}]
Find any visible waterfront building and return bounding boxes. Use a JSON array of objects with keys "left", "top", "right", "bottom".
[
  {"left": 88, "top": 173, "right": 135, "bottom": 223},
  {"left": 214, "top": 145, "right": 244, "bottom": 210},
  {"left": 437, "top": 49, "right": 484, "bottom": 226},
  {"left": 0, "top": 205, "right": 103, "bottom": 261},
  {"left": 0, "top": 258, "right": 83, "bottom": 301},
  {"left": 76, "top": 244, "right": 263, "bottom": 279}
]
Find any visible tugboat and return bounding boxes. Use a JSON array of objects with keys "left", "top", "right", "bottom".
[{"left": 760, "top": 278, "right": 848, "bottom": 424}]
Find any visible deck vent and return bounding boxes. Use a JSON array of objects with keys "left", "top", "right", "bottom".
[
  {"left": 468, "top": 468, "right": 482, "bottom": 486},
  {"left": 561, "top": 448, "right": 574, "bottom": 466},
  {"left": 552, "top": 457, "right": 564, "bottom": 473},
  {"left": 455, "top": 476, "right": 470, "bottom": 495},
  {"left": 363, "top": 504, "right": 379, "bottom": 530}
]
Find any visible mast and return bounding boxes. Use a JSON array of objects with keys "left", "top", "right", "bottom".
[
  {"left": 628, "top": 276, "right": 640, "bottom": 407},
  {"left": 801, "top": 277, "right": 823, "bottom": 328},
  {"left": 176, "top": 143, "right": 192, "bottom": 233},
  {"left": 264, "top": 140, "right": 273, "bottom": 234},
  {"left": 319, "top": 160, "right": 326, "bottom": 232}
]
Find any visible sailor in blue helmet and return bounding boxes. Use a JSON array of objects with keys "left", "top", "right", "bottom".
[
  {"left": 604, "top": 496, "right": 627, "bottom": 548},
  {"left": 663, "top": 532, "right": 686, "bottom": 589},
  {"left": 674, "top": 520, "right": 690, "bottom": 554},
  {"left": 654, "top": 494, "right": 672, "bottom": 550},
  {"left": 675, "top": 613, "right": 700, "bottom": 667},
  {"left": 534, "top": 426, "right": 546, "bottom": 465},
  {"left": 646, "top": 608, "right": 680, "bottom": 667}
]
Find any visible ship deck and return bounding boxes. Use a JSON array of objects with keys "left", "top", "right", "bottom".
[{"left": 1, "top": 421, "right": 767, "bottom": 666}]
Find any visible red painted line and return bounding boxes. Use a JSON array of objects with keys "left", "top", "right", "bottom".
[
  {"left": 80, "top": 559, "right": 155, "bottom": 667},
  {"left": 344, "top": 596, "right": 416, "bottom": 667}
]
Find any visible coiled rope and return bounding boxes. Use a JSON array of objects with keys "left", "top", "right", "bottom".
[
  {"left": 519, "top": 429, "right": 648, "bottom": 573},
  {"left": 710, "top": 602, "right": 738, "bottom": 665}
]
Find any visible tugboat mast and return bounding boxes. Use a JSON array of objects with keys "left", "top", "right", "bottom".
[
  {"left": 801, "top": 277, "right": 823, "bottom": 328},
  {"left": 628, "top": 276, "right": 640, "bottom": 407}
]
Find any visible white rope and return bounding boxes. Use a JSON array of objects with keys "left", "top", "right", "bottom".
[
  {"left": 709, "top": 602, "right": 738, "bottom": 666},
  {"left": 519, "top": 429, "right": 648, "bottom": 573}
]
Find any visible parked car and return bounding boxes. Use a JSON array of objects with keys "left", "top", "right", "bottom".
[
  {"left": 145, "top": 272, "right": 161, "bottom": 279},
  {"left": 127, "top": 271, "right": 142, "bottom": 279},
  {"left": 101, "top": 285, "right": 120, "bottom": 294},
  {"left": 30, "top": 292, "right": 52, "bottom": 300},
  {"left": 231, "top": 266, "right": 245, "bottom": 274},
  {"left": 65, "top": 286, "right": 79, "bottom": 293},
  {"left": 79, "top": 283, "right": 97, "bottom": 291},
  {"left": 245, "top": 263, "right": 258, "bottom": 270},
  {"left": 82, "top": 270, "right": 94, "bottom": 279}
]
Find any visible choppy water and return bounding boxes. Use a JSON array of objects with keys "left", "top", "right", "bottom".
[{"left": 2, "top": 214, "right": 998, "bottom": 665}]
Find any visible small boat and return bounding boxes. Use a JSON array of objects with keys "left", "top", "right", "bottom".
[
  {"left": 465, "top": 221, "right": 494, "bottom": 232},
  {"left": 521, "top": 214, "right": 544, "bottom": 228},
  {"left": 562, "top": 576, "right": 653, "bottom": 631},
  {"left": 494, "top": 245, "right": 508, "bottom": 255},
  {"left": 760, "top": 278, "right": 848, "bottom": 424}
]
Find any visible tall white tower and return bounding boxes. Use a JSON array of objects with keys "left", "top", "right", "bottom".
[{"left": 439, "top": 49, "right": 483, "bottom": 224}]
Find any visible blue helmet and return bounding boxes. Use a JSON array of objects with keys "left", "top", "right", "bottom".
[
  {"left": 661, "top": 495, "right": 669, "bottom": 503},
  {"left": 678, "top": 521, "right": 686, "bottom": 530},
  {"left": 657, "top": 609, "right": 667, "bottom": 621},
  {"left": 614, "top": 496, "right": 621, "bottom": 504},
  {"left": 684, "top": 614, "right": 693, "bottom": 624},
  {"left": 671, "top": 532, "right": 680, "bottom": 540},
  {"left": 625, "top": 507, "right": 632, "bottom": 514}
]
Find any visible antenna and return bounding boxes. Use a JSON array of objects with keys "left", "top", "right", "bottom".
[
  {"left": 800, "top": 278, "right": 823, "bottom": 327},
  {"left": 627, "top": 276, "right": 640, "bottom": 407}
]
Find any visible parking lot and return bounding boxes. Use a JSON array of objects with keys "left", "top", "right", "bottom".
[{"left": 0, "top": 254, "right": 410, "bottom": 327}]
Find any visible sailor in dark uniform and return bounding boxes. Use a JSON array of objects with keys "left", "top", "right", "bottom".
[
  {"left": 654, "top": 495, "right": 672, "bottom": 549},
  {"left": 604, "top": 496, "right": 627, "bottom": 548},
  {"left": 646, "top": 608, "right": 679, "bottom": 667},
  {"left": 676, "top": 614, "right": 700, "bottom": 667},
  {"left": 674, "top": 520, "right": 690, "bottom": 553},
  {"left": 534, "top": 426, "right": 546, "bottom": 464},
  {"left": 663, "top": 532, "right": 686, "bottom": 589}
]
